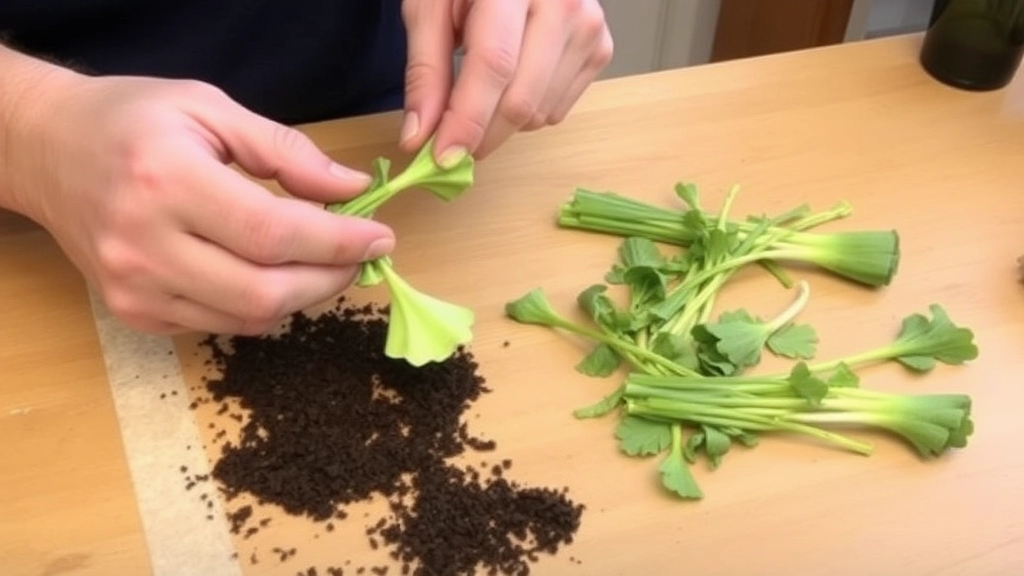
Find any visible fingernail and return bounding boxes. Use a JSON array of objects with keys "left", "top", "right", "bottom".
[
  {"left": 438, "top": 146, "right": 468, "bottom": 169},
  {"left": 400, "top": 111, "right": 419, "bottom": 144},
  {"left": 329, "top": 162, "right": 372, "bottom": 185},
  {"left": 363, "top": 237, "right": 395, "bottom": 261}
]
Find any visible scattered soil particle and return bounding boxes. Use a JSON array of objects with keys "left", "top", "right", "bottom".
[
  {"left": 191, "top": 299, "right": 584, "bottom": 575},
  {"left": 227, "top": 505, "right": 253, "bottom": 534},
  {"left": 372, "top": 463, "right": 583, "bottom": 576}
]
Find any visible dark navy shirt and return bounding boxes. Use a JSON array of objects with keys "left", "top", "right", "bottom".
[{"left": 0, "top": 1, "right": 408, "bottom": 124}]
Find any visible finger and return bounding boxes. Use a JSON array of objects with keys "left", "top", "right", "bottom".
[
  {"left": 162, "top": 233, "right": 361, "bottom": 333},
  {"left": 431, "top": 1, "right": 529, "bottom": 163},
  {"left": 184, "top": 85, "right": 373, "bottom": 203},
  {"left": 94, "top": 280, "right": 194, "bottom": 335},
  {"left": 472, "top": 4, "right": 570, "bottom": 159},
  {"left": 139, "top": 291, "right": 294, "bottom": 336},
  {"left": 177, "top": 152, "right": 395, "bottom": 267},
  {"left": 117, "top": 314, "right": 189, "bottom": 336},
  {"left": 399, "top": 0, "right": 456, "bottom": 152},
  {"left": 548, "top": 26, "right": 614, "bottom": 124},
  {"left": 163, "top": 294, "right": 290, "bottom": 336}
]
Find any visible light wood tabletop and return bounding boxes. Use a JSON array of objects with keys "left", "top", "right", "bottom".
[{"left": 2, "top": 33, "right": 1023, "bottom": 576}]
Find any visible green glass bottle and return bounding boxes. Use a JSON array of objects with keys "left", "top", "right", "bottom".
[{"left": 919, "top": 0, "right": 1024, "bottom": 90}]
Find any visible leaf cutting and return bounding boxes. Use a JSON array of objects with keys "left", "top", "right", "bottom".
[
  {"left": 505, "top": 182, "right": 978, "bottom": 500},
  {"left": 327, "top": 138, "right": 476, "bottom": 366}
]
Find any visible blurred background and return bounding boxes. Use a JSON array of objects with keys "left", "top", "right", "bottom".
[{"left": 596, "top": 0, "right": 939, "bottom": 79}]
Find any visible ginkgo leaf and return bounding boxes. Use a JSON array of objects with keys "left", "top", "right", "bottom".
[
  {"left": 827, "top": 362, "right": 859, "bottom": 388},
  {"left": 767, "top": 322, "right": 818, "bottom": 359},
  {"left": 658, "top": 423, "right": 703, "bottom": 499},
  {"left": 374, "top": 259, "right": 474, "bottom": 367},
  {"left": 701, "top": 425, "right": 732, "bottom": 469},
  {"left": 787, "top": 362, "right": 828, "bottom": 405},
  {"left": 615, "top": 415, "right": 672, "bottom": 457},
  {"left": 576, "top": 343, "right": 621, "bottom": 377}
]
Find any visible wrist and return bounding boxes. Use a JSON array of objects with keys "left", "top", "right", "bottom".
[{"left": 0, "top": 46, "right": 83, "bottom": 217}]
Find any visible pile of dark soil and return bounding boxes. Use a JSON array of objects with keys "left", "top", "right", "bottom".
[{"left": 190, "top": 299, "right": 584, "bottom": 576}]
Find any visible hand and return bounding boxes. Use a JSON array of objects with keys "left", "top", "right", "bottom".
[
  {"left": 398, "top": 0, "right": 613, "bottom": 163},
  {"left": 4, "top": 69, "right": 395, "bottom": 335}
]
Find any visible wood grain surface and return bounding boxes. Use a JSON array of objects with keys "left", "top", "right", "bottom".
[{"left": 2, "top": 34, "right": 1023, "bottom": 576}]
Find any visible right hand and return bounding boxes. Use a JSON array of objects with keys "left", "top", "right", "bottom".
[{"left": 4, "top": 70, "right": 395, "bottom": 335}]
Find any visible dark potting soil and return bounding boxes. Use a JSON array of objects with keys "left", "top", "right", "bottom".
[{"left": 190, "top": 298, "right": 584, "bottom": 576}]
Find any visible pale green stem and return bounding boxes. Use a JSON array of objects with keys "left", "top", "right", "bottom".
[{"left": 764, "top": 280, "right": 810, "bottom": 332}]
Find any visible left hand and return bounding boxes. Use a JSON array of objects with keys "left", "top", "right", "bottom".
[{"left": 398, "top": 0, "right": 613, "bottom": 164}]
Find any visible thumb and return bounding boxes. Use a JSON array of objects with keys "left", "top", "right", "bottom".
[
  {"left": 194, "top": 95, "right": 372, "bottom": 203},
  {"left": 399, "top": 0, "right": 456, "bottom": 153}
]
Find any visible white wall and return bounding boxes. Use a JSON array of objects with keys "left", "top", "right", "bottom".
[
  {"left": 598, "top": 0, "right": 720, "bottom": 79},
  {"left": 597, "top": 0, "right": 935, "bottom": 80},
  {"left": 850, "top": 0, "right": 934, "bottom": 39}
]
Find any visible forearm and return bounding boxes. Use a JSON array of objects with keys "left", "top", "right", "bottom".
[{"left": 0, "top": 43, "right": 79, "bottom": 215}]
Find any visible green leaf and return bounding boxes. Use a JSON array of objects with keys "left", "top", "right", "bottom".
[
  {"left": 577, "top": 284, "right": 645, "bottom": 334},
  {"left": 615, "top": 416, "right": 672, "bottom": 456},
  {"left": 623, "top": 266, "right": 668, "bottom": 308},
  {"left": 576, "top": 343, "right": 621, "bottom": 377},
  {"left": 680, "top": 425, "right": 733, "bottom": 469},
  {"left": 325, "top": 137, "right": 473, "bottom": 218},
  {"left": 373, "top": 259, "right": 474, "bottom": 367},
  {"left": 716, "top": 309, "right": 755, "bottom": 324},
  {"left": 827, "top": 362, "right": 860, "bottom": 388},
  {"left": 683, "top": 429, "right": 704, "bottom": 463},
  {"left": 619, "top": 236, "right": 666, "bottom": 268},
  {"left": 320, "top": 139, "right": 479, "bottom": 364},
  {"left": 701, "top": 425, "right": 732, "bottom": 469},
  {"left": 605, "top": 266, "right": 626, "bottom": 285},
  {"left": 577, "top": 284, "right": 623, "bottom": 331},
  {"left": 947, "top": 415, "right": 974, "bottom": 449},
  {"left": 788, "top": 361, "right": 828, "bottom": 405},
  {"left": 505, "top": 288, "right": 562, "bottom": 327},
  {"left": 700, "top": 282, "right": 815, "bottom": 369},
  {"left": 891, "top": 304, "right": 979, "bottom": 371},
  {"left": 355, "top": 256, "right": 386, "bottom": 287},
  {"left": 650, "top": 332, "right": 700, "bottom": 371},
  {"left": 897, "top": 355, "right": 938, "bottom": 371},
  {"left": 691, "top": 324, "right": 740, "bottom": 376},
  {"left": 719, "top": 426, "right": 760, "bottom": 447},
  {"left": 400, "top": 137, "right": 475, "bottom": 201},
  {"left": 704, "top": 228, "right": 737, "bottom": 263},
  {"left": 766, "top": 323, "right": 819, "bottom": 359},
  {"left": 674, "top": 182, "right": 701, "bottom": 211},
  {"left": 573, "top": 387, "right": 624, "bottom": 419},
  {"left": 659, "top": 424, "right": 704, "bottom": 499},
  {"left": 703, "top": 310, "right": 769, "bottom": 369},
  {"left": 681, "top": 209, "right": 709, "bottom": 240},
  {"left": 606, "top": 238, "right": 671, "bottom": 312}
]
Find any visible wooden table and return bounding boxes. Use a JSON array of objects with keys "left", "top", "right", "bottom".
[{"left": 2, "top": 33, "right": 1023, "bottom": 576}]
